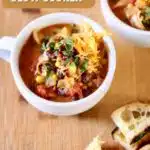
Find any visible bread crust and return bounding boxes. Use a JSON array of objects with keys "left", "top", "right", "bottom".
[
  {"left": 139, "top": 144, "right": 150, "bottom": 150},
  {"left": 111, "top": 102, "right": 150, "bottom": 145},
  {"left": 112, "top": 126, "right": 150, "bottom": 150}
]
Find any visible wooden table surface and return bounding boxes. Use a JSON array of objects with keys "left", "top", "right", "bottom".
[{"left": 0, "top": 0, "right": 150, "bottom": 150}]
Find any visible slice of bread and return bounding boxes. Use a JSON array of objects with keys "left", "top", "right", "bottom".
[
  {"left": 111, "top": 102, "right": 150, "bottom": 144},
  {"left": 112, "top": 127, "right": 137, "bottom": 150},
  {"left": 86, "top": 136, "right": 103, "bottom": 150},
  {"left": 139, "top": 144, "right": 150, "bottom": 150},
  {"left": 112, "top": 127, "right": 150, "bottom": 150}
]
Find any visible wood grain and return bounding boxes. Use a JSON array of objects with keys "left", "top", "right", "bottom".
[{"left": 0, "top": 0, "right": 149, "bottom": 150}]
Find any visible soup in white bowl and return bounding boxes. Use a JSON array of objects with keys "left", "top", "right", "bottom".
[
  {"left": 0, "top": 13, "right": 116, "bottom": 116},
  {"left": 19, "top": 23, "right": 108, "bottom": 102},
  {"left": 101, "top": 0, "right": 150, "bottom": 47},
  {"left": 110, "top": 0, "right": 150, "bottom": 30}
]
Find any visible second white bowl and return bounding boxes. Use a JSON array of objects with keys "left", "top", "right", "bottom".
[{"left": 101, "top": 0, "right": 150, "bottom": 48}]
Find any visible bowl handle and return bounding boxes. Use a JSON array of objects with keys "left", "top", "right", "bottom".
[{"left": 0, "top": 37, "right": 16, "bottom": 62}]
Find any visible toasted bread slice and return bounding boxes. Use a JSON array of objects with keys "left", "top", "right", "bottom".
[
  {"left": 112, "top": 127, "right": 150, "bottom": 150},
  {"left": 112, "top": 127, "right": 137, "bottom": 150},
  {"left": 86, "top": 136, "right": 104, "bottom": 150},
  {"left": 139, "top": 144, "right": 150, "bottom": 150},
  {"left": 111, "top": 102, "right": 150, "bottom": 144}
]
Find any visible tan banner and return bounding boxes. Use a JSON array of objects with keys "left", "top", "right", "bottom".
[{"left": 3, "top": 0, "right": 95, "bottom": 8}]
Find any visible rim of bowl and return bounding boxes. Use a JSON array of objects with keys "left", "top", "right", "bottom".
[
  {"left": 101, "top": 0, "right": 150, "bottom": 35},
  {"left": 11, "top": 12, "right": 116, "bottom": 107}
]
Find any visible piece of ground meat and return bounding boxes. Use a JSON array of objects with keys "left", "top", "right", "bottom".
[
  {"left": 67, "top": 83, "right": 83, "bottom": 99},
  {"left": 36, "top": 85, "right": 57, "bottom": 99}
]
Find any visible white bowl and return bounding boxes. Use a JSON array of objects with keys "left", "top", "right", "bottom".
[
  {"left": 101, "top": 0, "right": 150, "bottom": 48},
  {"left": 0, "top": 13, "right": 116, "bottom": 116}
]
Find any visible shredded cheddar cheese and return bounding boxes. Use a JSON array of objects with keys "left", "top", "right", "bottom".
[
  {"left": 136, "top": 0, "right": 150, "bottom": 6},
  {"left": 72, "top": 24, "right": 105, "bottom": 73}
]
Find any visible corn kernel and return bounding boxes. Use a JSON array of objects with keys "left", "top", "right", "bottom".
[{"left": 35, "top": 75, "right": 45, "bottom": 84}]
